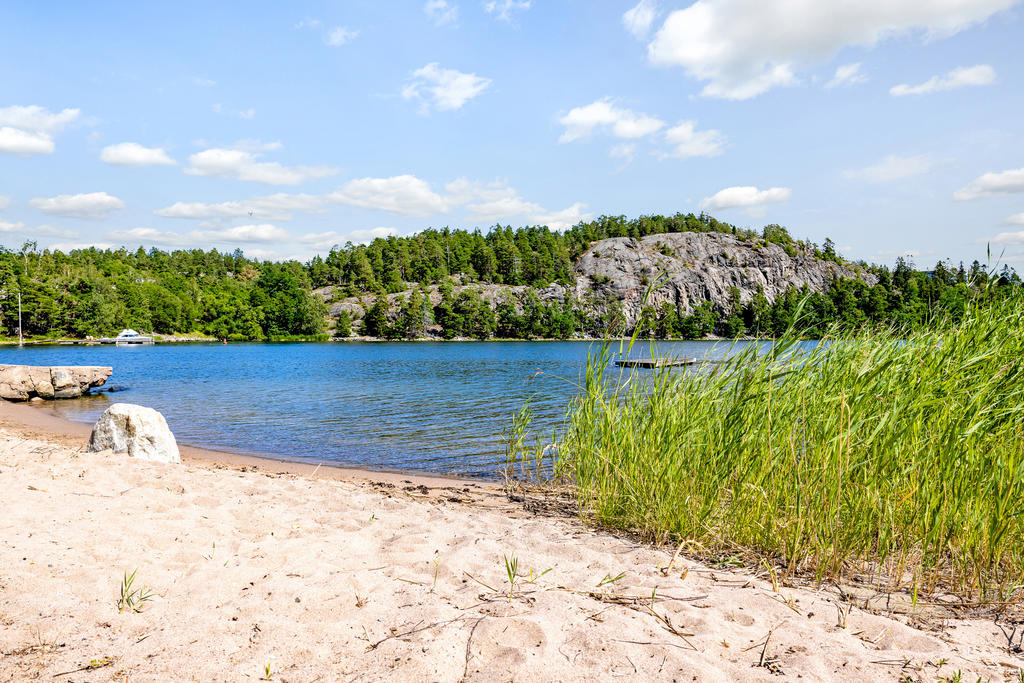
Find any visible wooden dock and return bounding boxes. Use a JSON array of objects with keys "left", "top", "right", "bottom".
[{"left": 615, "top": 357, "right": 698, "bottom": 368}]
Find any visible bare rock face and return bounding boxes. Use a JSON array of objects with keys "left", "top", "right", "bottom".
[
  {"left": 320, "top": 232, "right": 876, "bottom": 335},
  {"left": 0, "top": 365, "right": 112, "bottom": 401},
  {"left": 88, "top": 403, "right": 180, "bottom": 464},
  {"left": 571, "top": 233, "right": 876, "bottom": 329}
]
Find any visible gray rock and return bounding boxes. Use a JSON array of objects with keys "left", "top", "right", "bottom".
[
  {"left": 570, "top": 232, "right": 875, "bottom": 329},
  {"left": 88, "top": 403, "right": 181, "bottom": 464},
  {"left": 0, "top": 364, "right": 112, "bottom": 401},
  {"left": 321, "top": 232, "right": 877, "bottom": 336}
]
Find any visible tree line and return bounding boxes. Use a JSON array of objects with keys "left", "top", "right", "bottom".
[
  {"left": 0, "top": 212, "right": 1016, "bottom": 341},
  {"left": 0, "top": 242, "right": 327, "bottom": 340},
  {"left": 351, "top": 257, "right": 1018, "bottom": 341}
]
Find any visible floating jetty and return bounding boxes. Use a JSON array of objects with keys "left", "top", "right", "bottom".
[{"left": 615, "top": 357, "right": 699, "bottom": 368}]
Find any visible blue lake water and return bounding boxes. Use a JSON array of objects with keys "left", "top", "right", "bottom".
[{"left": 0, "top": 340, "right": 757, "bottom": 478}]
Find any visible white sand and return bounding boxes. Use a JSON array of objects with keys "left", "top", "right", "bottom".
[{"left": 1, "top": 423, "right": 1022, "bottom": 682}]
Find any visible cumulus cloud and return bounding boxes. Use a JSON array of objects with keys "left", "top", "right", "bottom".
[
  {"left": 326, "top": 26, "right": 358, "bottom": 46},
  {"left": 449, "top": 178, "right": 592, "bottom": 229},
  {"left": 341, "top": 227, "right": 399, "bottom": 245},
  {"left": 30, "top": 192, "right": 125, "bottom": 220},
  {"left": 184, "top": 148, "right": 337, "bottom": 185},
  {"left": 425, "top": 0, "right": 459, "bottom": 26},
  {"left": 100, "top": 142, "right": 176, "bottom": 167},
  {"left": 107, "top": 224, "right": 292, "bottom": 247},
  {"left": 530, "top": 203, "right": 591, "bottom": 230},
  {"left": 700, "top": 185, "right": 791, "bottom": 212},
  {"left": 152, "top": 174, "right": 590, "bottom": 229},
  {"left": 483, "top": 0, "right": 531, "bottom": 22},
  {"left": 661, "top": 120, "right": 725, "bottom": 158},
  {"left": 329, "top": 175, "right": 450, "bottom": 217},
  {"left": 1005, "top": 213, "right": 1024, "bottom": 226},
  {"left": 0, "top": 221, "right": 73, "bottom": 240},
  {"left": 402, "top": 63, "right": 491, "bottom": 113},
  {"left": 558, "top": 99, "right": 665, "bottom": 143},
  {"left": 0, "top": 105, "right": 79, "bottom": 157},
  {"left": 890, "top": 64, "right": 995, "bottom": 96},
  {"left": 155, "top": 193, "right": 327, "bottom": 221},
  {"left": 954, "top": 168, "right": 1024, "bottom": 200},
  {"left": 623, "top": 0, "right": 658, "bottom": 39},
  {"left": 826, "top": 62, "right": 867, "bottom": 88},
  {"left": 0, "top": 195, "right": 10, "bottom": 211},
  {"left": 843, "top": 154, "right": 936, "bottom": 182},
  {"left": 646, "top": 0, "right": 1015, "bottom": 99},
  {"left": 987, "top": 229, "right": 1024, "bottom": 245}
]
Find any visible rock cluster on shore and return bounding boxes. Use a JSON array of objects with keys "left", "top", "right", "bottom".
[{"left": 0, "top": 364, "right": 112, "bottom": 401}]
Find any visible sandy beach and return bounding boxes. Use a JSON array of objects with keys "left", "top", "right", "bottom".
[{"left": 1, "top": 404, "right": 1022, "bottom": 682}]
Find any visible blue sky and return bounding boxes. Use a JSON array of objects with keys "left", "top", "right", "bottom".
[{"left": 1, "top": 0, "right": 1023, "bottom": 270}]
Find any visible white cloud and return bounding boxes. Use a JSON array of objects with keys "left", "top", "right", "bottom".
[
  {"left": 100, "top": 142, "right": 176, "bottom": 167},
  {"left": 0, "top": 105, "right": 80, "bottom": 134},
  {"left": 229, "top": 139, "right": 284, "bottom": 153},
  {"left": 107, "top": 224, "right": 291, "bottom": 247},
  {"left": 0, "top": 221, "right": 75, "bottom": 238},
  {"left": 954, "top": 168, "right": 1024, "bottom": 200},
  {"left": 184, "top": 148, "right": 337, "bottom": 185},
  {"left": 238, "top": 108, "right": 256, "bottom": 120},
  {"left": 193, "top": 77, "right": 216, "bottom": 87},
  {"left": 530, "top": 202, "right": 592, "bottom": 230},
  {"left": 843, "top": 154, "right": 936, "bottom": 182},
  {"left": 988, "top": 229, "right": 1024, "bottom": 245},
  {"left": 483, "top": 0, "right": 531, "bottom": 22},
  {"left": 448, "top": 178, "right": 591, "bottom": 229},
  {"left": 340, "top": 227, "right": 399, "bottom": 245},
  {"left": 329, "top": 175, "right": 450, "bottom": 217},
  {"left": 0, "top": 105, "right": 80, "bottom": 157},
  {"left": 646, "top": 1, "right": 1016, "bottom": 100},
  {"left": 0, "top": 127, "right": 55, "bottom": 157},
  {"left": 1005, "top": 213, "right": 1024, "bottom": 226},
  {"left": 425, "top": 0, "right": 459, "bottom": 26},
  {"left": 326, "top": 26, "right": 358, "bottom": 46},
  {"left": 662, "top": 120, "right": 725, "bottom": 158},
  {"left": 155, "top": 193, "right": 327, "bottom": 221},
  {"left": 29, "top": 192, "right": 125, "bottom": 220},
  {"left": 46, "top": 241, "right": 116, "bottom": 253},
  {"left": 890, "top": 64, "right": 995, "bottom": 96},
  {"left": 700, "top": 185, "right": 791, "bottom": 211},
  {"left": 623, "top": 0, "right": 658, "bottom": 38},
  {"left": 293, "top": 18, "right": 322, "bottom": 30},
  {"left": 0, "top": 195, "right": 10, "bottom": 211},
  {"left": 825, "top": 62, "right": 867, "bottom": 88},
  {"left": 558, "top": 99, "right": 665, "bottom": 143},
  {"left": 402, "top": 63, "right": 491, "bottom": 113}
]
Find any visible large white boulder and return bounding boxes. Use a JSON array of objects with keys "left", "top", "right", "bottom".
[{"left": 88, "top": 403, "right": 181, "bottom": 464}]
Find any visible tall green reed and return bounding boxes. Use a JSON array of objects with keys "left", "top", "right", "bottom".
[{"left": 510, "top": 291, "right": 1024, "bottom": 603}]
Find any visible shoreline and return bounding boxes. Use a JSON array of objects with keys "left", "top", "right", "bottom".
[
  {"left": 2, "top": 403, "right": 1020, "bottom": 679},
  {"left": 0, "top": 399, "right": 496, "bottom": 493}
]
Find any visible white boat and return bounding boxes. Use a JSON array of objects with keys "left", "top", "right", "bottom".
[{"left": 104, "top": 329, "right": 155, "bottom": 345}]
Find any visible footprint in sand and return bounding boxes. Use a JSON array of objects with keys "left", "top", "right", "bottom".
[{"left": 465, "top": 617, "right": 547, "bottom": 678}]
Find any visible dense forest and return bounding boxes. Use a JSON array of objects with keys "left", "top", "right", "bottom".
[{"left": 0, "top": 212, "right": 1017, "bottom": 341}]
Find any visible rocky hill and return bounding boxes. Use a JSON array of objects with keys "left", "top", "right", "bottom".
[
  {"left": 319, "top": 231, "right": 873, "bottom": 335},
  {"left": 569, "top": 232, "right": 873, "bottom": 330}
]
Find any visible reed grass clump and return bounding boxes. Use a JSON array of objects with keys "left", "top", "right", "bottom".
[{"left": 512, "top": 292, "right": 1024, "bottom": 603}]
